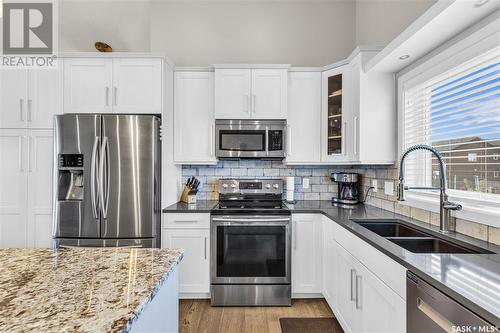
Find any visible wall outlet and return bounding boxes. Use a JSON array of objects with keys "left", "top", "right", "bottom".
[
  {"left": 371, "top": 179, "right": 378, "bottom": 192},
  {"left": 385, "top": 181, "right": 394, "bottom": 196},
  {"left": 302, "top": 178, "right": 310, "bottom": 189}
]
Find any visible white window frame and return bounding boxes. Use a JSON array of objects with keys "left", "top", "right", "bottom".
[{"left": 396, "top": 12, "right": 500, "bottom": 229}]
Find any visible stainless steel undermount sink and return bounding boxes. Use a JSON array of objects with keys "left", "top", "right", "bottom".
[{"left": 351, "top": 219, "right": 494, "bottom": 254}]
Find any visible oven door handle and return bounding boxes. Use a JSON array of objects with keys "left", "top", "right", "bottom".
[{"left": 211, "top": 217, "right": 290, "bottom": 223}]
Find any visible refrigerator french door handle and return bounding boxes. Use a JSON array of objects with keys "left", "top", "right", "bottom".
[
  {"left": 99, "top": 136, "right": 110, "bottom": 219},
  {"left": 90, "top": 136, "right": 100, "bottom": 219}
]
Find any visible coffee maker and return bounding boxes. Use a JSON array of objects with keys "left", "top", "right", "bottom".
[{"left": 331, "top": 173, "right": 359, "bottom": 205}]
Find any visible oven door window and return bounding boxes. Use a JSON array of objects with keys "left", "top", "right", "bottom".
[
  {"left": 219, "top": 130, "right": 266, "bottom": 151},
  {"left": 216, "top": 225, "right": 286, "bottom": 277}
]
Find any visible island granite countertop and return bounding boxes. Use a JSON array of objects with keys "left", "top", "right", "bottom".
[{"left": 0, "top": 247, "right": 183, "bottom": 333}]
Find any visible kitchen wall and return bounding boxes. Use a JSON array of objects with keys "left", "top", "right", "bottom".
[
  {"left": 150, "top": 0, "right": 355, "bottom": 66},
  {"left": 58, "top": 0, "right": 433, "bottom": 66},
  {"left": 59, "top": 0, "right": 151, "bottom": 52},
  {"left": 182, "top": 162, "right": 500, "bottom": 246}
]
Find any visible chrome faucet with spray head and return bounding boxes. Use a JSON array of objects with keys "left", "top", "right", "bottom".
[{"left": 397, "top": 144, "right": 462, "bottom": 233}]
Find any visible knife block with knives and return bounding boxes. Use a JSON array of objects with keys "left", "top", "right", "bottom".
[{"left": 181, "top": 176, "right": 200, "bottom": 204}]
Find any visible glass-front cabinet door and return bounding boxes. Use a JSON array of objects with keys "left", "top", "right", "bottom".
[{"left": 322, "top": 66, "right": 349, "bottom": 162}]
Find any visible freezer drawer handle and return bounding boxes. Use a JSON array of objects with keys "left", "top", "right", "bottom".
[{"left": 417, "top": 297, "right": 455, "bottom": 332}]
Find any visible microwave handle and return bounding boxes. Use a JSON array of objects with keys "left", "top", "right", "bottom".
[
  {"left": 210, "top": 124, "right": 215, "bottom": 157},
  {"left": 287, "top": 125, "right": 291, "bottom": 156},
  {"left": 265, "top": 126, "right": 269, "bottom": 156}
]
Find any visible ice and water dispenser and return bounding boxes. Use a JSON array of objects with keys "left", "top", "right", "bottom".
[{"left": 57, "top": 154, "right": 84, "bottom": 201}]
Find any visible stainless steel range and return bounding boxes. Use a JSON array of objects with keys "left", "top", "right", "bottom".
[{"left": 210, "top": 179, "right": 291, "bottom": 306}]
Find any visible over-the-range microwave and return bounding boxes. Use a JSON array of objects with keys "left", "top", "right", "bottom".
[{"left": 215, "top": 119, "right": 286, "bottom": 159}]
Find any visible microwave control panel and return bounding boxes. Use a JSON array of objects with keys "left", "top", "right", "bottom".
[{"left": 268, "top": 130, "right": 283, "bottom": 151}]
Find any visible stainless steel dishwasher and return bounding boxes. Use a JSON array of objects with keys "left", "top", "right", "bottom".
[{"left": 407, "top": 271, "right": 498, "bottom": 333}]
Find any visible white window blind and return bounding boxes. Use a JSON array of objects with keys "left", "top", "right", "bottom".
[{"left": 402, "top": 47, "right": 500, "bottom": 196}]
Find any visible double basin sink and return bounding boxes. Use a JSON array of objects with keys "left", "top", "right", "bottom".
[{"left": 351, "top": 219, "right": 494, "bottom": 254}]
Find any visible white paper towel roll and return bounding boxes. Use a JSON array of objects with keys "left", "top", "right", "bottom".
[{"left": 286, "top": 177, "right": 295, "bottom": 202}]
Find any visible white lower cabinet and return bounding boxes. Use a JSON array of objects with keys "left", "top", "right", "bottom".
[
  {"left": 162, "top": 226, "right": 210, "bottom": 296},
  {"left": 322, "top": 213, "right": 406, "bottom": 333},
  {"left": 0, "top": 129, "right": 53, "bottom": 248},
  {"left": 333, "top": 240, "right": 406, "bottom": 333},
  {"left": 291, "top": 214, "right": 323, "bottom": 295}
]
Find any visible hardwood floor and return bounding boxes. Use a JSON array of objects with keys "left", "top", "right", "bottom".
[{"left": 179, "top": 298, "right": 335, "bottom": 333}]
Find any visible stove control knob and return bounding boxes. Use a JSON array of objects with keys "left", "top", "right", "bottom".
[
  {"left": 265, "top": 184, "right": 271, "bottom": 189},
  {"left": 222, "top": 183, "right": 228, "bottom": 189},
  {"left": 273, "top": 184, "right": 280, "bottom": 189}
]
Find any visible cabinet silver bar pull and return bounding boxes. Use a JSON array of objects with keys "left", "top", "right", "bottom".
[
  {"left": 19, "top": 99, "right": 24, "bottom": 121},
  {"left": 350, "top": 269, "right": 356, "bottom": 301},
  {"left": 353, "top": 116, "right": 358, "bottom": 155},
  {"left": 293, "top": 221, "right": 297, "bottom": 250},
  {"left": 417, "top": 298, "right": 455, "bottom": 332},
  {"left": 204, "top": 237, "right": 207, "bottom": 260},
  {"left": 18, "top": 136, "right": 24, "bottom": 171},
  {"left": 28, "top": 136, "right": 33, "bottom": 172},
  {"left": 355, "top": 275, "right": 362, "bottom": 309},
  {"left": 342, "top": 121, "right": 347, "bottom": 155},
  {"left": 210, "top": 124, "right": 214, "bottom": 157},
  {"left": 27, "top": 99, "right": 32, "bottom": 122},
  {"left": 287, "top": 125, "right": 292, "bottom": 157},
  {"left": 113, "top": 87, "right": 117, "bottom": 106},
  {"left": 211, "top": 217, "right": 290, "bottom": 222},
  {"left": 105, "top": 87, "right": 110, "bottom": 106},
  {"left": 252, "top": 95, "right": 256, "bottom": 114}
]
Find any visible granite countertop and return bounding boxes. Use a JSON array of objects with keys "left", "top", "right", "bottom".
[
  {"left": 0, "top": 247, "right": 183, "bottom": 333},
  {"left": 163, "top": 200, "right": 218, "bottom": 213},
  {"left": 161, "top": 199, "right": 500, "bottom": 325},
  {"left": 287, "top": 201, "right": 500, "bottom": 327}
]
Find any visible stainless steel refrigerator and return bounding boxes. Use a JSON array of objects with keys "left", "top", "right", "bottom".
[{"left": 52, "top": 114, "right": 161, "bottom": 248}]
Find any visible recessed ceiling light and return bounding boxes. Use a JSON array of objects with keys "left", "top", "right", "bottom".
[
  {"left": 474, "top": 0, "right": 489, "bottom": 7},
  {"left": 399, "top": 55, "right": 410, "bottom": 60}
]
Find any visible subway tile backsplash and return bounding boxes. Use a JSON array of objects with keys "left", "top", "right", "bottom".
[
  {"left": 181, "top": 160, "right": 500, "bottom": 246},
  {"left": 181, "top": 160, "right": 385, "bottom": 201}
]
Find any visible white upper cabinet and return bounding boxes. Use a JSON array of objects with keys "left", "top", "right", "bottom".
[
  {"left": 349, "top": 52, "right": 395, "bottom": 164},
  {"left": 28, "top": 69, "right": 61, "bottom": 128},
  {"left": 251, "top": 69, "right": 287, "bottom": 119},
  {"left": 63, "top": 57, "right": 163, "bottom": 114},
  {"left": 214, "top": 69, "right": 251, "bottom": 119},
  {"left": 63, "top": 58, "right": 113, "bottom": 113},
  {"left": 321, "top": 65, "right": 352, "bottom": 163},
  {"left": 112, "top": 59, "right": 162, "bottom": 113},
  {"left": 286, "top": 72, "right": 321, "bottom": 164},
  {"left": 214, "top": 68, "right": 287, "bottom": 119},
  {"left": 0, "top": 70, "right": 28, "bottom": 129},
  {"left": 174, "top": 72, "right": 216, "bottom": 164},
  {"left": 0, "top": 68, "right": 59, "bottom": 129},
  {"left": 319, "top": 50, "right": 395, "bottom": 165}
]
